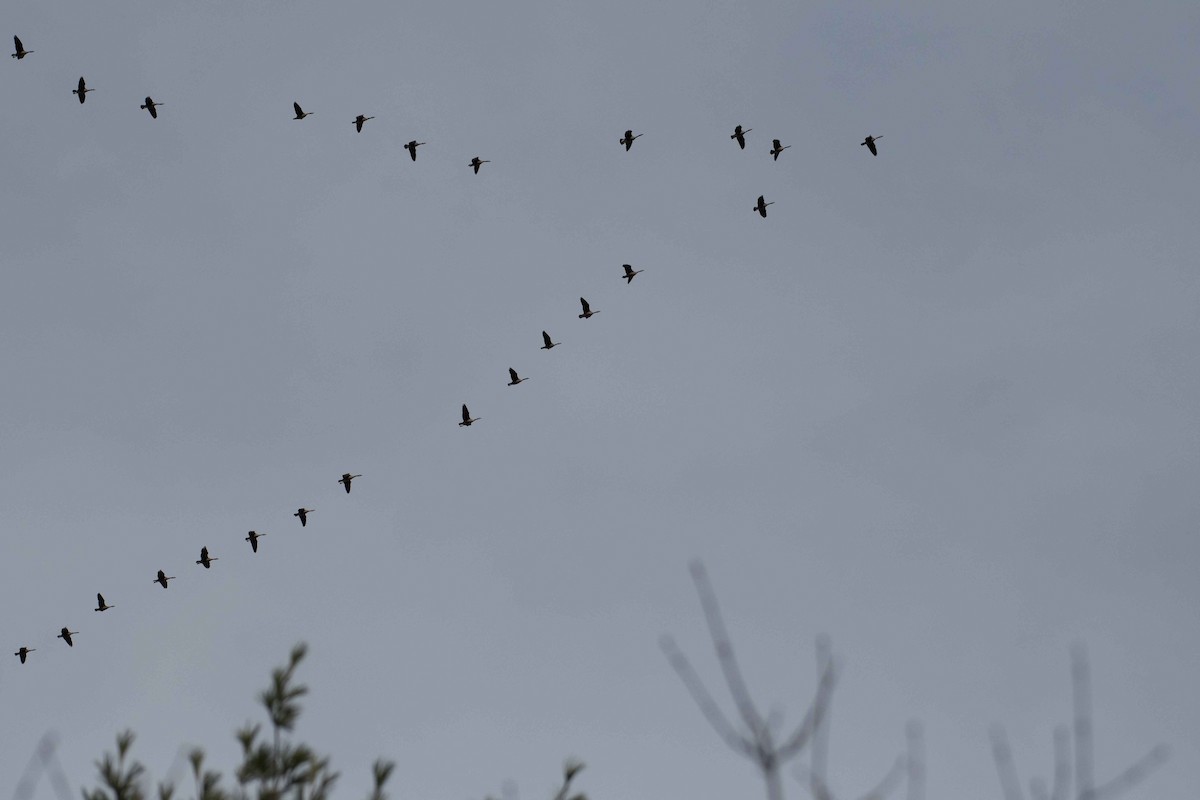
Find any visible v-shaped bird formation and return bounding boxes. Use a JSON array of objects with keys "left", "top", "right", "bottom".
[{"left": 6, "top": 27, "right": 885, "bottom": 670}]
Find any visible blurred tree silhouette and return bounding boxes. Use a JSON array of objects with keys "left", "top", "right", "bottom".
[{"left": 82, "top": 643, "right": 585, "bottom": 800}]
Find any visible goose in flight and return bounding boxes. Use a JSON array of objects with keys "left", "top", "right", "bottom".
[
  {"left": 622, "top": 264, "right": 643, "bottom": 284},
  {"left": 769, "top": 139, "right": 790, "bottom": 160},
  {"left": 72, "top": 76, "right": 93, "bottom": 104},
  {"left": 57, "top": 627, "right": 79, "bottom": 647},
  {"left": 578, "top": 297, "right": 598, "bottom": 319},
  {"left": 154, "top": 570, "right": 175, "bottom": 589},
  {"left": 246, "top": 530, "right": 265, "bottom": 553},
  {"left": 196, "top": 546, "right": 217, "bottom": 569},
  {"left": 95, "top": 593, "right": 114, "bottom": 612},
  {"left": 338, "top": 473, "right": 362, "bottom": 493},
  {"left": 861, "top": 135, "right": 881, "bottom": 156},
  {"left": 353, "top": 114, "right": 374, "bottom": 132},
  {"left": 508, "top": 368, "right": 528, "bottom": 386},
  {"left": 12, "top": 36, "right": 32, "bottom": 59},
  {"left": 731, "top": 125, "right": 751, "bottom": 149},
  {"left": 404, "top": 140, "right": 425, "bottom": 161},
  {"left": 293, "top": 102, "right": 314, "bottom": 120},
  {"left": 295, "top": 508, "right": 314, "bottom": 527},
  {"left": 14, "top": 646, "right": 34, "bottom": 663},
  {"left": 140, "top": 97, "right": 163, "bottom": 119},
  {"left": 541, "top": 330, "right": 559, "bottom": 350},
  {"left": 620, "top": 130, "right": 642, "bottom": 151},
  {"left": 470, "top": 157, "right": 490, "bottom": 174},
  {"left": 754, "top": 195, "right": 774, "bottom": 218},
  {"left": 459, "top": 404, "right": 480, "bottom": 427}
]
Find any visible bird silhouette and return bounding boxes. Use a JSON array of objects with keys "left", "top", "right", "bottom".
[
  {"left": 140, "top": 97, "right": 162, "bottom": 119},
  {"left": 295, "top": 508, "right": 314, "bottom": 527},
  {"left": 861, "top": 135, "right": 881, "bottom": 156},
  {"left": 731, "top": 125, "right": 751, "bottom": 149},
  {"left": 72, "top": 76, "right": 93, "bottom": 104},
  {"left": 754, "top": 195, "right": 774, "bottom": 218},
  {"left": 508, "top": 368, "right": 528, "bottom": 386},
  {"left": 541, "top": 330, "right": 559, "bottom": 350},
  {"left": 246, "top": 530, "right": 265, "bottom": 553},
  {"left": 622, "top": 264, "right": 643, "bottom": 284},
  {"left": 196, "top": 546, "right": 217, "bottom": 569},
  {"left": 470, "top": 157, "right": 490, "bottom": 174},
  {"left": 154, "top": 570, "right": 175, "bottom": 589},
  {"left": 404, "top": 140, "right": 425, "bottom": 161},
  {"left": 338, "top": 473, "right": 362, "bottom": 493},
  {"left": 293, "top": 102, "right": 314, "bottom": 120},
  {"left": 578, "top": 297, "right": 598, "bottom": 319},
  {"left": 57, "top": 627, "right": 79, "bottom": 647},
  {"left": 620, "top": 130, "right": 643, "bottom": 151},
  {"left": 353, "top": 114, "right": 374, "bottom": 133},
  {"left": 95, "top": 593, "right": 114, "bottom": 612},
  {"left": 14, "top": 646, "right": 35, "bottom": 663},
  {"left": 769, "top": 139, "right": 791, "bottom": 160},
  {"left": 459, "top": 404, "right": 480, "bottom": 427},
  {"left": 12, "top": 36, "right": 32, "bottom": 59}
]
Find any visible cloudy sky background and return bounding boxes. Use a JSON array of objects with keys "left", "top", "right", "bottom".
[{"left": 2, "top": 1, "right": 1197, "bottom": 798}]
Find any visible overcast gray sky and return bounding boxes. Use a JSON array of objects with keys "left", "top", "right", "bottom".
[{"left": 2, "top": 1, "right": 1197, "bottom": 798}]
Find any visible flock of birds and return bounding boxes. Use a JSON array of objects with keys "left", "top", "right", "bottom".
[{"left": 6, "top": 31, "right": 884, "bottom": 668}]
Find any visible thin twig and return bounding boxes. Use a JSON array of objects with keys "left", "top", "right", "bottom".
[
  {"left": 659, "top": 634, "right": 754, "bottom": 757},
  {"left": 690, "top": 561, "right": 768, "bottom": 741}
]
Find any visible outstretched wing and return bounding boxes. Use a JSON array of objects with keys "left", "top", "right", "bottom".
[
  {"left": 543, "top": 330, "right": 552, "bottom": 346},
  {"left": 580, "top": 297, "right": 590, "bottom": 314},
  {"left": 294, "top": 102, "right": 303, "bottom": 116},
  {"left": 509, "top": 368, "right": 519, "bottom": 382},
  {"left": 462, "top": 404, "right": 471, "bottom": 422},
  {"left": 14, "top": 36, "right": 24, "bottom": 52}
]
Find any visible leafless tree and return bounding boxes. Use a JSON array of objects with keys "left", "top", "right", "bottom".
[
  {"left": 660, "top": 560, "right": 837, "bottom": 800},
  {"left": 990, "top": 644, "right": 1169, "bottom": 800}
]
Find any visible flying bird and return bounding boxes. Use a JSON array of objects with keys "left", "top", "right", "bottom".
[
  {"left": 469, "top": 157, "right": 490, "bottom": 174},
  {"left": 404, "top": 140, "right": 425, "bottom": 161},
  {"left": 769, "top": 139, "right": 790, "bottom": 160},
  {"left": 459, "top": 404, "right": 479, "bottom": 427},
  {"left": 622, "top": 264, "right": 643, "bottom": 284},
  {"left": 507, "top": 368, "right": 528, "bottom": 386},
  {"left": 154, "top": 570, "right": 175, "bottom": 588},
  {"left": 12, "top": 36, "right": 32, "bottom": 59},
  {"left": 620, "top": 130, "right": 642, "bottom": 151},
  {"left": 57, "top": 627, "right": 79, "bottom": 647},
  {"left": 72, "top": 76, "right": 93, "bottom": 104},
  {"left": 246, "top": 530, "right": 265, "bottom": 553},
  {"left": 540, "top": 330, "right": 559, "bottom": 350},
  {"left": 14, "top": 646, "right": 35, "bottom": 663},
  {"left": 140, "top": 97, "right": 162, "bottom": 119},
  {"left": 578, "top": 297, "right": 598, "bottom": 319},
  {"left": 731, "top": 125, "right": 751, "bottom": 149},
  {"left": 293, "top": 102, "right": 314, "bottom": 120},
  {"left": 95, "top": 593, "right": 114, "bottom": 612},
  {"left": 754, "top": 195, "right": 774, "bottom": 218},
  {"left": 861, "top": 135, "right": 881, "bottom": 156},
  {"left": 196, "top": 546, "right": 217, "bottom": 569},
  {"left": 338, "top": 473, "right": 361, "bottom": 493},
  {"left": 294, "top": 508, "right": 314, "bottom": 527},
  {"left": 353, "top": 114, "right": 374, "bottom": 132}
]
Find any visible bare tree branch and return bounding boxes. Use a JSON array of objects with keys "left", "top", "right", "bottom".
[
  {"left": 1092, "top": 745, "right": 1170, "bottom": 800},
  {"left": 990, "top": 725, "right": 1028, "bottom": 800},
  {"left": 776, "top": 658, "right": 838, "bottom": 761},
  {"left": 1050, "top": 726, "right": 1071, "bottom": 800},
  {"left": 659, "top": 634, "right": 755, "bottom": 757},
  {"left": 1071, "top": 644, "right": 1095, "bottom": 800},
  {"left": 905, "top": 721, "right": 925, "bottom": 800},
  {"left": 689, "top": 560, "right": 769, "bottom": 741},
  {"left": 810, "top": 636, "right": 833, "bottom": 800}
]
